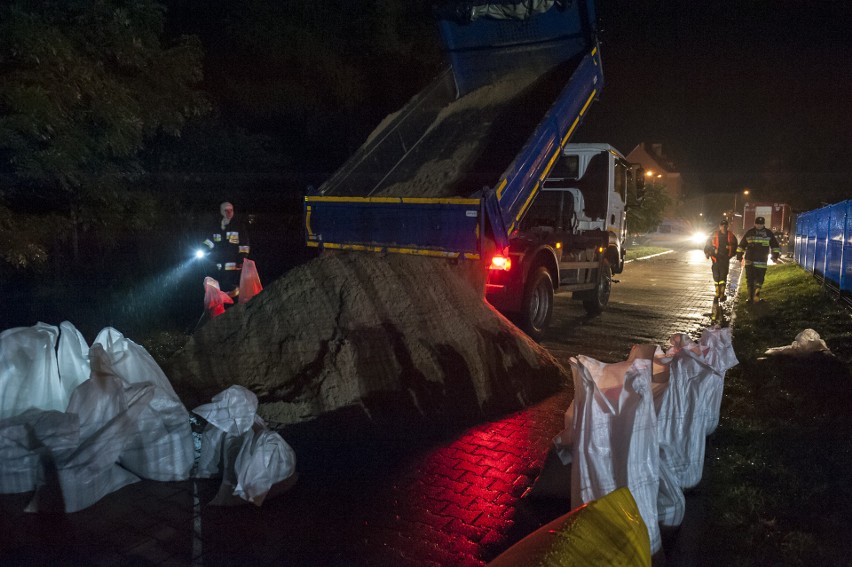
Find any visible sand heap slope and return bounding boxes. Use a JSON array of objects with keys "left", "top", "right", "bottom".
[{"left": 167, "top": 253, "right": 568, "bottom": 428}]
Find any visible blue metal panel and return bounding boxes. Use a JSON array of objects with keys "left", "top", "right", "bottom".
[
  {"left": 826, "top": 203, "right": 846, "bottom": 286},
  {"left": 814, "top": 208, "right": 830, "bottom": 276},
  {"left": 794, "top": 212, "right": 808, "bottom": 266},
  {"left": 437, "top": 1, "right": 597, "bottom": 97},
  {"left": 806, "top": 212, "right": 817, "bottom": 272},
  {"left": 843, "top": 201, "right": 852, "bottom": 292},
  {"left": 305, "top": 197, "right": 481, "bottom": 259},
  {"left": 795, "top": 201, "right": 852, "bottom": 292}
]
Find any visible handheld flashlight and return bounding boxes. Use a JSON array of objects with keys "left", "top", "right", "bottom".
[{"left": 194, "top": 249, "right": 207, "bottom": 259}]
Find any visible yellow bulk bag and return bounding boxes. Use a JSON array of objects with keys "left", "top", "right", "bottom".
[{"left": 488, "top": 487, "right": 651, "bottom": 567}]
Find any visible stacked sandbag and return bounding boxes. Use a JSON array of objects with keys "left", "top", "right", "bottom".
[
  {"left": 0, "top": 322, "right": 194, "bottom": 512},
  {"left": 550, "top": 325, "right": 738, "bottom": 554},
  {"left": 193, "top": 385, "right": 297, "bottom": 506}
]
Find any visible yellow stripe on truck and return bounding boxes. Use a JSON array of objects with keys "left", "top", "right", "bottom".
[
  {"left": 304, "top": 196, "right": 478, "bottom": 206},
  {"left": 315, "top": 241, "right": 478, "bottom": 259}
]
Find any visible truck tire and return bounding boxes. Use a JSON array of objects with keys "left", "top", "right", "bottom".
[
  {"left": 520, "top": 267, "right": 554, "bottom": 341},
  {"left": 583, "top": 263, "right": 612, "bottom": 315}
]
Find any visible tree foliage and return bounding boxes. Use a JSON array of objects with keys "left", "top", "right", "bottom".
[
  {"left": 627, "top": 181, "right": 671, "bottom": 234},
  {"left": 166, "top": 0, "right": 442, "bottom": 171},
  {"left": 0, "top": 0, "right": 209, "bottom": 267}
]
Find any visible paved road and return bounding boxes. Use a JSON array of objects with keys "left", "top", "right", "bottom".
[
  {"left": 542, "top": 248, "right": 738, "bottom": 362},
  {"left": 0, "top": 249, "right": 738, "bottom": 566}
]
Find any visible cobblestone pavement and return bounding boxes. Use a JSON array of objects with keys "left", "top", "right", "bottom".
[{"left": 0, "top": 249, "right": 738, "bottom": 566}]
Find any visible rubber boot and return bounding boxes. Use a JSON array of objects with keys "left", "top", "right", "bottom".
[
  {"left": 753, "top": 288, "right": 761, "bottom": 303},
  {"left": 717, "top": 283, "right": 727, "bottom": 302}
]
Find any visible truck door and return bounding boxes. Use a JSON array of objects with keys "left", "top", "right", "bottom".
[
  {"left": 518, "top": 189, "right": 578, "bottom": 284},
  {"left": 609, "top": 158, "right": 628, "bottom": 244}
]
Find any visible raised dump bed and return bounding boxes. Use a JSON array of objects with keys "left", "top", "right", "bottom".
[{"left": 305, "top": 0, "right": 601, "bottom": 258}]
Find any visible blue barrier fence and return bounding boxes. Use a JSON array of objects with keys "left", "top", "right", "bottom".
[{"left": 794, "top": 200, "right": 852, "bottom": 295}]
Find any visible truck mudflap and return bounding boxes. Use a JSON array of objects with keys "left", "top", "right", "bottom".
[{"left": 304, "top": 196, "right": 482, "bottom": 259}]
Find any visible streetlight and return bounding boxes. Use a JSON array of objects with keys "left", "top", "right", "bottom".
[{"left": 645, "top": 170, "right": 663, "bottom": 182}]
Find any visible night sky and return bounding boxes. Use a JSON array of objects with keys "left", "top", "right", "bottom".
[{"left": 575, "top": 0, "right": 852, "bottom": 201}]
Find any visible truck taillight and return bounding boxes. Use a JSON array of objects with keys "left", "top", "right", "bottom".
[{"left": 489, "top": 255, "right": 512, "bottom": 271}]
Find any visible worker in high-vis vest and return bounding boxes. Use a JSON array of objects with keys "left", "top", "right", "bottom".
[
  {"left": 736, "top": 216, "right": 781, "bottom": 304},
  {"left": 704, "top": 219, "right": 738, "bottom": 302},
  {"left": 202, "top": 201, "right": 251, "bottom": 298}
]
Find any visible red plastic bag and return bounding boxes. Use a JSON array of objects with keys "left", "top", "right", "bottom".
[
  {"left": 239, "top": 259, "right": 262, "bottom": 304},
  {"left": 204, "top": 277, "right": 233, "bottom": 317}
]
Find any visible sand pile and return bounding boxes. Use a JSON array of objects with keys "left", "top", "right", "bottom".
[{"left": 167, "top": 252, "right": 568, "bottom": 430}]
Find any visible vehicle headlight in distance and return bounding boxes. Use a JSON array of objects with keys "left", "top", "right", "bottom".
[{"left": 690, "top": 231, "right": 708, "bottom": 244}]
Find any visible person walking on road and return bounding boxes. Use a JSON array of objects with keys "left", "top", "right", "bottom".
[
  {"left": 202, "top": 201, "right": 251, "bottom": 299},
  {"left": 704, "top": 219, "right": 738, "bottom": 303},
  {"left": 737, "top": 216, "right": 781, "bottom": 304}
]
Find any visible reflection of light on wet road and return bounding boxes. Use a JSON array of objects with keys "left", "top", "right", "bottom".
[
  {"left": 686, "top": 249, "right": 708, "bottom": 265},
  {"left": 392, "top": 399, "right": 566, "bottom": 565}
]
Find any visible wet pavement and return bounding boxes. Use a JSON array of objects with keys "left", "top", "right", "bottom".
[{"left": 0, "top": 249, "right": 739, "bottom": 566}]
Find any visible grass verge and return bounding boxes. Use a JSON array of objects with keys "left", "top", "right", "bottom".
[
  {"left": 625, "top": 246, "right": 671, "bottom": 261},
  {"left": 701, "top": 263, "right": 852, "bottom": 565}
]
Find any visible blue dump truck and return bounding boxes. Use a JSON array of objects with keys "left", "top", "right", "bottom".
[{"left": 304, "top": 0, "right": 644, "bottom": 339}]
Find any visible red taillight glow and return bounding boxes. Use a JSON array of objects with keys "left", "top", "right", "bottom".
[{"left": 489, "top": 255, "right": 512, "bottom": 271}]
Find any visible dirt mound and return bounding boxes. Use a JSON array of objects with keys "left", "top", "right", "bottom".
[{"left": 167, "top": 253, "right": 568, "bottom": 431}]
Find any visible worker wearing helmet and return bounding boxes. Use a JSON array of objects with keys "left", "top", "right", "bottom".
[
  {"left": 202, "top": 201, "right": 251, "bottom": 298},
  {"left": 704, "top": 219, "right": 738, "bottom": 302},
  {"left": 736, "top": 216, "right": 781, "bottom": 304}
]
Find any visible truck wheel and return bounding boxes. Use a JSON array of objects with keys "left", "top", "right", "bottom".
[
  {"left": 583, "top": 263, "right": 612, "bottom": 315},
  {"left": 520, "top": 267, "right": 554, "bottom": 341}
]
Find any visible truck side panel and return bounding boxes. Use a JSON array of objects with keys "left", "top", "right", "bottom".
[{"left": 305, "top": 196, "right": 481, "bottom": 259}]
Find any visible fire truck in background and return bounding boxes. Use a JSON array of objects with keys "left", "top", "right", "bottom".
[{"left": 743, "top": 202, "right": 792, "bottom": 246}]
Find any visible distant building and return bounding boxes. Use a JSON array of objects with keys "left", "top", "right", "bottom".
[{"left": 626, "top": 143, "right": 684, "bottom": 217}]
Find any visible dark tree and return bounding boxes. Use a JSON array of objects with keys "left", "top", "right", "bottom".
[{"left": 0, "top": 0, "right": 209, "bottom": 268}]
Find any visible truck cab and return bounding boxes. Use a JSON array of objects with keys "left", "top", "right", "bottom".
[{"left": 485, "top": 144, "right": 643, "bottom": 338}]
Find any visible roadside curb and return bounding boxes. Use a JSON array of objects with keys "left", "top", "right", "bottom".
[{"left": 624, "top": 249, "right": 675, "bottom": 264}]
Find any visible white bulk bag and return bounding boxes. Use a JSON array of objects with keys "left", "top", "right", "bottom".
[
  {"left": 0, "top": 409, "right": 79, "bottom": 494},
  {"left": 194, "top": 386, "right": 297, "bottom": 506},
  {"left": 92, "top": 328, "right": 194, "bottom": 481},
  {"left": 231, "top": 419, "right": 297, "bottom": 506},
  {"left": 26, "top": 349, "right": 156, "bottom": 513},
  {"left": 570, "top": 355, "right": 661, "bottom": 554},
  {"left": 656, "top": 444, "right": 686, "bottom": 528},
  {"left": 699, "top": 327, "right": 737, "bottom": 435},
  {"left": 0, "top": 323, "right": 65, "bottom": 420},
  {"left": 656, "top": 335, "right": 721, "bottom": 489},
  {"left": 56, "top": 321, "right": 91, "bottom": 397}
]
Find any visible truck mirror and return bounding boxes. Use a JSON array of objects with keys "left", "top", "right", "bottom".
[{"left": 631, "top": 166, "right": 646, "bottom": 201}]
